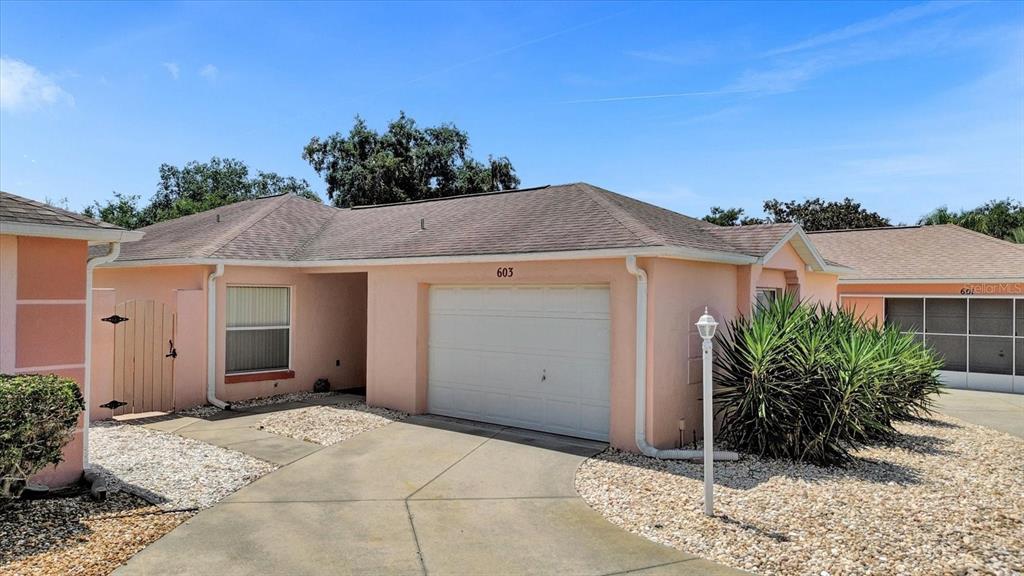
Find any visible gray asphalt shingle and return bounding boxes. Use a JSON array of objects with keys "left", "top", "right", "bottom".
[{"left": 112, "top": 183, "right": 809, "bottom": 263}]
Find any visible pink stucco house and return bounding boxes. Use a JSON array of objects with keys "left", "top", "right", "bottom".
[
  {"left": 91, "top": 183, "right": 846, "bottom": 452},
  {"left": 1, "top": 192, "right": 142, "bottom": 487}
]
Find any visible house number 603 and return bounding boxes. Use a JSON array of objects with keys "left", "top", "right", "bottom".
[{"left": 496, "top": 267, "right": 514, "bottom": 278}]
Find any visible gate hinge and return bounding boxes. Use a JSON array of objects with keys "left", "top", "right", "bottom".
[{"left": 101, "top": 314, "right": 129, "bottom": 325}]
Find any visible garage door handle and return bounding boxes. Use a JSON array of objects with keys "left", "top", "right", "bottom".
[{"left": 541, "top": 369, "right": 547, "bottom": 382}]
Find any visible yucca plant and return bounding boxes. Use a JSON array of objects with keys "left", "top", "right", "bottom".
[{"left": 714, "top": 294, "right": 943, "bottom": 466}]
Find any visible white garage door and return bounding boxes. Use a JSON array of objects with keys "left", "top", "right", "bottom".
[{"left": 428, "top": 285, "right": 611, "bottom": 440}]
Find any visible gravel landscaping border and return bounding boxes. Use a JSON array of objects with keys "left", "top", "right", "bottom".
[
  {"left": 0, "top": 492, "right": 192, "bottom": 576},
  {"left": 576, "top": 415, "right": 1023, "bottom": 576},
  {"left": 175, "top": 391, "right": 341, "bottom": 418},
  {"left": 89, "top": 421, "right": 276, "bottom": 510},
  {"left": 256, "top": 401, "right": 407, "bottom": 446}
]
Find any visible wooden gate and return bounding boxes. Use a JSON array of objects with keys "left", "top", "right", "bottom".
[{"left": 110, "top": 300, "right": 176, "bottom": 416}]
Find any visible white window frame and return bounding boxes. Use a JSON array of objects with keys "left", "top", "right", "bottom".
[
  {"left": 225, "top": 284, "right": 294, "bottom": 375},
  {"left": 755, "top": 287, "right": 780, "bottom": 308}
]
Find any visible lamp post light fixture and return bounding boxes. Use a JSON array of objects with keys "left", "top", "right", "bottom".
[{"left": 695, "top": 307, "right": 718, "bottom": 517}]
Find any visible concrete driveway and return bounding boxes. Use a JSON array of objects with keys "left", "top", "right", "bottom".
[
  {"left": 116, "top": 415, "right": 740, "bottom": 576},
  {"left": 935, "top": 388, "right": 1024, "bottom": 439}
]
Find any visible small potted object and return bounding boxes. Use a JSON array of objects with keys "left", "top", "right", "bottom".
[{"left": 313, "top": 378, "right": 330, "bottom": 393}]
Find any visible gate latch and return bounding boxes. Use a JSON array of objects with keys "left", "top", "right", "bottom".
[
  {"left": 101, "top": 314, "right": 129, "bottom": 325},
  {"left": 166, "top": 339, "right": 177, "bottom": 359}
]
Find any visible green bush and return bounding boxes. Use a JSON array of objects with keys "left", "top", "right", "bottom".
[
  {"left": 1, "top": 374, "right": 84, "bottom": 501},
  {"left": 713, "top": 295, "right": 942, "bottom": 466}
]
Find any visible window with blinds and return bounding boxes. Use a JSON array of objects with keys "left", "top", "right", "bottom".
[{"left": 226, "top": 286, "right": 290, "bottom": 373}]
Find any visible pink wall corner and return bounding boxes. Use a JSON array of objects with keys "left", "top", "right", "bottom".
[
  {"left": 214, "top": 267, "right": 367, "bottom": 403},
  {"left": 90, "top": 289, "right": 116, "bottom": 421},
  {"left": 173, "top": 289, "right": 207, "bottom": 411},
  {"left": 0, "top": 235, "right": 16, "bottom": 373},
  {"left": 31, "top": 421, "right": 84, "bottom": 487},
  {"left": 646, "top": 258, "right": 737, "bottom": 448},
  {"left": 30, "top": 366, "right": 86, "bottom": 487}
]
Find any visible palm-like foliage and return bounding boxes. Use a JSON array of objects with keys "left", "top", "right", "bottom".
[{"left": 714, "top": 295, "right": 942, "bottom": 466}]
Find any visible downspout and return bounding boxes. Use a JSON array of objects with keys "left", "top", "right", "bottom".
[
  {"left": 84, "top": 242, "right": 121, "bottom": 470},
  {"left": 207, "top": 264, "right": 230, "bottom": 410},
  {"left": 625, "top": 256, "right": 738, "bottom": 461}
]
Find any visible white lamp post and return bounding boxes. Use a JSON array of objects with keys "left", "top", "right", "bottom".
[{"left": 695, "top": 307, "right": 718, "bottom": 517}]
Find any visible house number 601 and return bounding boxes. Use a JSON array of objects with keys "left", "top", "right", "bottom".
[{"left": 496, "top": 267, "right": 514, "bottom": 278}]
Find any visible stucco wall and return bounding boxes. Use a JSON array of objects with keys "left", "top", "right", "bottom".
[
  {"left": 5, "top": 236, "right": 90, "bottom": 487},
  {"left": 95, "top": 265, "right": 367, "bottom": 408},
  {"left": 644, "top": 258, "right": 738, "bottom": 447},
  {"left": 214, "top": 267, "right": 367, "bottom": 402},
  {"left": 362, "top": 258, "right": 640, "bottom": 450}
]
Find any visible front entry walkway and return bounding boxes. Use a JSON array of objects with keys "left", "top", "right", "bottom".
[{"left": 115, "top": 415, "right": 741, "bottom": 575}]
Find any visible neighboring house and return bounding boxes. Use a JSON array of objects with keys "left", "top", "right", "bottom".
[
  {"left": 811, "top": 225, "right": 1024, "bottom": 394},
  {"left": 0, "top": 192, "right": 142, "bottom": 487},
  {"left": 93, "top": 183, "right": 844, "bottom": 451}
]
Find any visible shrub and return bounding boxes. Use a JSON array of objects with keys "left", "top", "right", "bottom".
[
  {"left": 1, "top": 374, "right": 84, "bottom": 501},
  {"left": 713, "top": 295, "right": 942, "bottom": 466}
]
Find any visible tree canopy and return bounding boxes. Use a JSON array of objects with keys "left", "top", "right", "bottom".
[
  {"left": 83, "top": 157, "right": 319, "bottom": 229},
  {"left": 918, "top": 198, "right": 1023, "bottom": 243},
  {"left": 703, "top": 197, "right": 890, "bottom": 231},
  {"left": 303, "top": 112, "right": 520, "bottom": 207}
]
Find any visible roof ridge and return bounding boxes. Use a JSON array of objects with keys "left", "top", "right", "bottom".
[
  {"left": 577, "top": 184, "right": 664, "bottom": 247},
  {"left": 941, "top": 223, "right": 1024, "bottom": 250},
  {"left": 350, "top": 184, "right": 552, "bottom": 210},
  {"left": 807, "top": 225, "right": 921, "bottom": 234},
  {"left": 288, "top": 199, "right": 343, "bottom": 260},
  {"left": 202, "top": 194, "right": 292, "bottom": 258}
]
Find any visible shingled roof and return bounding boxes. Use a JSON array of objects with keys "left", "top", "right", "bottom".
[
  {"left": 110, "top": 182, "right": 835, "bottom": 269},
  {"left": 809, "top": 225, "right": 1024, "bottom": 282},
  {"left": 1, "top": 191, "right": 141, "bottom": 242}
]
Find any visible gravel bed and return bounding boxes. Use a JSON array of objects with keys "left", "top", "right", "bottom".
[
  {"left": 90, "top": 421, "right": 275, "bottom": 510},
  {"left": 0, "top": 492, "right": 192, "bottom": 576},
  {"left": 576, "top": 415, "right": 1023, "bottom": 576},
  {"left": 257, "top": 401, "right": 407, "bottom": 446},
  {"left": 175, "top": 391, "right": 339, "bottom": 418}
]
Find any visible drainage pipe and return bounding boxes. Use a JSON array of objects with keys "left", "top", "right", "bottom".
[
  {"left": 206, "top": 264, "right": 230, "bottom": 410},
  {"left": 625, "top": 256, "right": 738, "bottom": 461},
  {"left": 83, "top": 242, "right": 121, "bottom": 470}
]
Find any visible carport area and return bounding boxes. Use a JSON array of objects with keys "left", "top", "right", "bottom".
[{"left": 114, "top": 415, "right": 740, "bottom": 576}]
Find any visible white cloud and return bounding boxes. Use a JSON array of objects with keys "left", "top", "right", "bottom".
[
  {"left": 199, "top": 64, "right": 218, "bottom": 80},
  {"left": 0, "top": 57, "right": 73, "bottom": 111},
  {"left": 162, "top": 62, "right": 180, "bottom": 79}
]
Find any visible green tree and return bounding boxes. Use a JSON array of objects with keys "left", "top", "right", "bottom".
[
  {"left": 703, "top": 206, "right": 767, "bottom": 226},
  {"left": 303, "top": 112, "right": 520, "bottom": 207},
  {"left": 760, "top": 197, "right": 890, "bottom": 231},
  {"left": 83, "top": 157, "right": 320, "bottom": 229},
  {"left": 919, "top": 198, "right": 1024, "bottom": 243}
]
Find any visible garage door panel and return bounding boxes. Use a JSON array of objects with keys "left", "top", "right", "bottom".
[
  {"left": 544, "top": 398, "right": 581, "bottom": 432},
  {"left": 429, "top": 285, "right": 611, "bottom": 440},
  {"left": 580, "top": 404, "right": 611, "bottom": 437}
]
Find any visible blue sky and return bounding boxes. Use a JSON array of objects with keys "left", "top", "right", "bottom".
[{"left": 1, "top": 1, "right": 1021, "bottom": 224}]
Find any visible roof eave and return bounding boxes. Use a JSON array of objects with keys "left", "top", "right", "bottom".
[
  {"left": 838, "top": 276, "right": 1024, "bottom": 285},
  {"left": 99, "top": 245, "right": 759, "bottom": 269},
  {"left": 0, "top": 221, "right": 144, "bottom": 243}
]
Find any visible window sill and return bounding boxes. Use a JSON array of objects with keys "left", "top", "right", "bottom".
[{"left": 225, "top": 370, "right": 295, "bottom": 384}]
